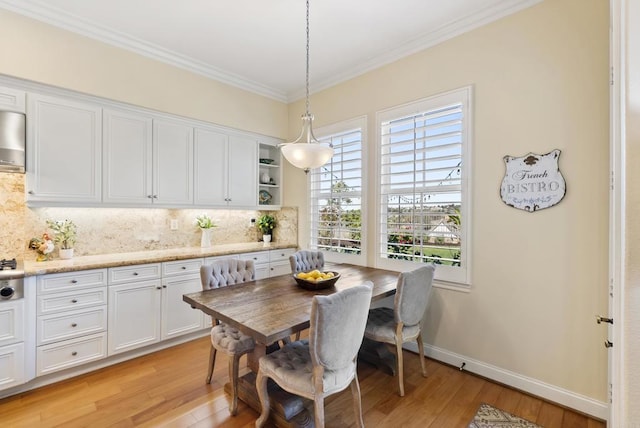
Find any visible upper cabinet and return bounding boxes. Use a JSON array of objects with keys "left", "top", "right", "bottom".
[
  {"left": 19, "top": 83, "right": 281, "bottom": 209},
  {"left": 0, "top": 86, "right": 25, "bottom": 113},
  {"left": 26, "top": 94, "right": 102, "bottom": 205},
  {"left": 194, "top": 128, "right": 256, "bottom": 207}
]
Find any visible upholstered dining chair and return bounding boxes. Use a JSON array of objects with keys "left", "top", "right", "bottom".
[
  {"left": 200, "top": 258, "right": 256, "bottom": 416},
  {"left": 364, "top": 264, "right": 435, "bottom": 396},
  {"left": 255, "top": 282, "right": 373, "bottom": 428},
  {"left": 289, "top": 249, "right": 325, "bottom": 273}
]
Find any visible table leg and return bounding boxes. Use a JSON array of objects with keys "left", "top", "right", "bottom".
[{"left": 358, "top": 337, "right": 397, "bottom": 376}]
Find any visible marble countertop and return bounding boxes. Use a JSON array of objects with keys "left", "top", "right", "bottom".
[{"left": 24, "top": 242, "right": 297, "bottom": 276}]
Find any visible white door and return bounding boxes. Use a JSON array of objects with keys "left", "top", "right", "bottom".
[
  {"left": 194, "top": 128, "right": 228, "bottom": 205},
  {"left": 103, "top": 109, "right": 153, "bottom": 204},
  {"left": 228, "top": 135, "right": 257, "bottom": 207},
  {"left": 161, "top": 274, "right": 205, "bottom": 340},
  {"left": 26, "top": 94, "right": 102, "bottom": 203},
  {"left": 153, "top": 119, "right": 194, "bottom": 205},
  {"left": 108, "top": 280, "right": 162, "bottom": 355}
]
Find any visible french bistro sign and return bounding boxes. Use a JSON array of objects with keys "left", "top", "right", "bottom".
[{"left": 500, "top": 149, "right": 566, "bottom": 212}]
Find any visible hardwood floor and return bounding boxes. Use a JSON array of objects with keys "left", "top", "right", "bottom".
[{"left": 0, "top": 337, "right": 606, "bottom": 427}]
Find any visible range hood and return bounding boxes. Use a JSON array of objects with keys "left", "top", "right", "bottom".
[{"left": 0, "top": 111, "right": 25, "bottom": 173}]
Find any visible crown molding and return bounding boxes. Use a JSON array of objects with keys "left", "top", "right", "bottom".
[{"left": 0, "top": 0, "right": 542, "bottom": 104}]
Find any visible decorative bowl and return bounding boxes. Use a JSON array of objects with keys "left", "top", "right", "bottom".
[
  {"left": 259, "top": 158, "right": 275, "bottom": 164},
  {"left": 293, "top": 271, "right": 340, "bottom": 290}
]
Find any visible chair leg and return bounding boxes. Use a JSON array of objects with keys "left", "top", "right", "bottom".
[
  {"left": 395, "top": 337, "right": 405, "bottom": 396},
  {"left": 206, "top": 345, "right": 217, "bottom": 384},
  {"left": 350, "top": 375, "right": 365, "bottom": 428},
  {"left": 228, "top": 354, "right": 240, "bottom": 416},
  {"left": 416, "top": 333, "right": 427, "bottom": 377},
  {"left": 255, "top": 370, "right": 270, "bottom": 428},
  {"left": 313, "top": 395, "right": 325, "bottom": 428}
]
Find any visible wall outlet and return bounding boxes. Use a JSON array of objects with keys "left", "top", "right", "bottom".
[
  {"left": 250, "top": 218, "right": 256, "bottom": 227},
  {"left": 170, "top": 219, "right": 179, "bottom": 230}
]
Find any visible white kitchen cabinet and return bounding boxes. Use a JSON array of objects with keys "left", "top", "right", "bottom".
[
  {"left": 268, "top": 248, "right": 296, "bottom": 277},
  {"left": 102, "top": 109, "right": 153, "bottom": 204},
  {"left": 0, "top": 300, "right": 24, "bottom": 347},
  {"left": 0, "top": 343, "right": 25, "bottom": 390},
  {"left": 194, "top": 128, "right": 257, "bottom": 207},
  {"left": 258, "top": 140, "right": 283, "bottom": 208},
  {"left": 154, "top": 119, "right": 194, "bottom": 205},
  {"left": 0, "top": 86, "right": 25, "bottom": 113},
  {"left": 26, "top": 93, "right": 102, "bottom": 204}
]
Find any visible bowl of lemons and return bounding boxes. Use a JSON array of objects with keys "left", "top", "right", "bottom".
[{"left": 293, "top": 269, "right": 340, "bottom": 290}]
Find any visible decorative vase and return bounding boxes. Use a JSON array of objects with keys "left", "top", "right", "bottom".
[
  {"left": 263, "top": 234, "right": 272, "bottom": 246},
  {"left": 200, "top": 228, "right": 212, "bottom": 248},
  {"left": 260, "top": 172, "right": 271, "bottom": 184},
  {"left": 59, "top": 248, "right": 74, "bottom": 259}
]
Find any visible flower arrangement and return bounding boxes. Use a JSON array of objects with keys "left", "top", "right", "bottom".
[
  {"left": 257, "top": 214, "right": 276, "bottom": 235},
  {"left": 46, "top": 219, "right": 77, "bottom": 250},
  {"left": 195, "top": 214, "right": 216, "bottom": 229},
  {"left": 29, "top": 233, "right": 55, "bottom": 261}
]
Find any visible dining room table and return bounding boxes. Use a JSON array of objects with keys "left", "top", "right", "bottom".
[{"left": 183, "top": 262, "right": 401, "bottom": 428}]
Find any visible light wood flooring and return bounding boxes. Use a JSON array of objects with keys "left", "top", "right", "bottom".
[{"left": 0, "top": 336, "right": 606, "bottom": 427}]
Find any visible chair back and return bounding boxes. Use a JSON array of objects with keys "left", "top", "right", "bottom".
[
  {"left": 200, "top": 258, "right": 255, "bottom": 291},
  {"left": 309, "top": 282, "right": 373, "bottom": 371},
  {"left": 289, "top": 250, "right": 325, "bottom": 273},
  {"left": 394, "top": 265, "right": 435, "bottom": 327}
]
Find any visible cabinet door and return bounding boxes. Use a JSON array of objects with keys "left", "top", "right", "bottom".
[
  {"left": 103, "top": 109, "right": 153, "bottom": 204},
  {"left": 108, "top": 280, "right": 162, "bottom": 355},
  {"left": 228, "top": 135, "right": 257, "bottom": 207},
  {"left": 0, "top": 343, "right": 25, "bottom": 391},
  {"left": 194, "top": 128, "right": 228, "bottom": 205},
  {"left": 153, "top": 119, "right": 193, "bottom": 205},
  {"left": 0, "top": 300, "right": 24, "bottom": 347},
  {"left": 27, "top": 94, "right": 102, "bottom": 203},
  {"left": 161, "top": 274, "right": 205, "bottom": 340}
]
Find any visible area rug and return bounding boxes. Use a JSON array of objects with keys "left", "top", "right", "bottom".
[{"left": 468, "top": 403, "right": 542, "bottom": 428}]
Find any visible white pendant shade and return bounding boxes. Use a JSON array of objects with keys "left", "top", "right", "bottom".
[{"left": 281, "top": 113, "right": 333, "bottom": 173}]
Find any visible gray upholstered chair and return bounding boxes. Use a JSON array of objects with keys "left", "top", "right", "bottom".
[
  {"left": 364, "top": 264, "right": 435, "bottom": 396},
  {"left": 289, "top": 250, "right": 325, "bottom": 273},
  {"left": 200, "top": 258, "right": 256, "bottom": 416},
  {"left": 255, "top": 282, "right": 373, "bottom": 428}
]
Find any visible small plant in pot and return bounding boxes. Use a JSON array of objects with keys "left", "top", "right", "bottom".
[
  {"left": 46, "top": 219, "right": 77, "bottom": 259},
  {"left": 257, "top": 214, "right": 276, "bottom": 245},
  {"left": 195, "top": 214, "right": 216, "bottom": 247}
]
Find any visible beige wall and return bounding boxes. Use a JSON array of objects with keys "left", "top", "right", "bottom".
[
  {"left": 624, "top": 0, "right": 640, "bottom": 423},
  {"left": 286, "top": 0, "right": 609, "bottom": 402}
]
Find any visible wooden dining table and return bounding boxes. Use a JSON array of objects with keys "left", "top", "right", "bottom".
[{"left": 183, "top": 263, "right": 400, "bottom": 427}]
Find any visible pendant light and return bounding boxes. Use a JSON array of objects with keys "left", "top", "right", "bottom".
[{"left": 280, "top": 0, "right": 333, "bottom": 173}]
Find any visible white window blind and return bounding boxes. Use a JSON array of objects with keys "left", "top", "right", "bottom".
[
  {"left": 310, "top": 118, "right": 365, "bottom": 263},
  {"left": 377, "top": 87, "right": 471, "bottom": 285}
]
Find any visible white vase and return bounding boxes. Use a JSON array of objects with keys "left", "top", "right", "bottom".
[
  {"left": 263, "top": 234, "right": 272, "bottom": 246},
  {"left": 59, "top": 248, "right": 74, "bottom": 259},
  {"left": 200, "top": 228, "right": 212, "bottom": 248}
]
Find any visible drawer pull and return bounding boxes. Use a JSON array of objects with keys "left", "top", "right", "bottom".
[
  {"left": 71, "top": 323, "right": 77, "bottom": 327},
  {"left": 71, "top": 299, "right": 78, "bottom": 303},
  {"left": 71, "top": 279, "right": 78, "bottom": 284},
  {"left": 253, "top": 257, "right": 258, "bottom": 260},
  {"left": 71, "top": 351, "right": 77, "bottom": 356},
  {"left": 181, "top": 266, "right": 187, "bottom": 270},
  {"left": 156, "top": 286, "right": 162, "bottom": 290},
  {"left": 133, "top": 272, "right": 139, "bottom": 276}
]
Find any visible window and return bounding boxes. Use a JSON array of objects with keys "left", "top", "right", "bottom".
[
  {"left": 377, "top": 87, "right": 472, "bottom": 286},
  {"left": 310, "top": 117, "right": 366, "bottom": 265}
]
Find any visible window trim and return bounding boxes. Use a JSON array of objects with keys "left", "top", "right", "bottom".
[
  {"left": 374, "top": 86, "right": 473, "bottom": 287},
  {"left": 310, "top": 116, "right": 367, "bottom": 266}
]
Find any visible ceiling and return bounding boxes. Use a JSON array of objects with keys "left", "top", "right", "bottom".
[{"left": 0, "top": 0, "right": 540, "bottom": 102}]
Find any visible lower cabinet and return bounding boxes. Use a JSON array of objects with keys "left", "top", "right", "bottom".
[{"left": 0, "top": 343, "right": 25, "bottom": 390}]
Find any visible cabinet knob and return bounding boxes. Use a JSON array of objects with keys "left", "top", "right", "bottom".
[
  {"left": 71, "top": 299, "right": 78, "bottom": 303},
  {"left": 163, "top": 285, "right": 167, "bottom": 288},
  {"left": 156, "top": 286, "right": 162, "bottom": 290},
  {"left": 181, "top": 266, "right": 186, "bottom": 270},
  {"left": 71, "top": 279, "right": 78, "bottom": 284},
  {"left": 133, "top": 272, "right": 138, "bottom": 276},
  {"left": 71, "top": 323, "right": 77, "bottom": 327},
  {"left": 71, "top": 351, "right": 78, "bottom": 356},
  {"left": 148, "top": 195, "right": 153, "bottom": 199},
  {"left": 28, "top": 190, "right": 35, "bottom": 195},
  {"left": 153, "top": 195, "right": 158, "bottom": 199}
]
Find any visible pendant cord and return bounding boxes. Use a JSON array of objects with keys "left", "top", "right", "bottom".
[{"left": 305, "top": 0, "right": 310, "bottom": 116}]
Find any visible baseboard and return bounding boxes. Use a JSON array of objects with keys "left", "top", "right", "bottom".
[{"left": 403, "top": 342, "right": 608, "bottom": 421}]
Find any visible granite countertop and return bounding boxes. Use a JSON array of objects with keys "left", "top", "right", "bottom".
[{"left": 24, "top": 242, "right": 297, "bottom": 276}]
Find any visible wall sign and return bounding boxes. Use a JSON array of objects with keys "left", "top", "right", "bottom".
[{"left": 500, "top": 149, "right": 566, "bottom": 212}]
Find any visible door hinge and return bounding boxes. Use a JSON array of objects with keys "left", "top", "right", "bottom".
[{"left": 611, "top": 66, "right": 615, "bottom": 86}]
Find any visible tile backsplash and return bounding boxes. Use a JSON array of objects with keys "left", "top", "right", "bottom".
[{"left": 0, "top": 173, "right": 297, "bottom": 259}]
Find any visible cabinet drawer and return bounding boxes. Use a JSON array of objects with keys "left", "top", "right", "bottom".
[
  {"left": 37, "top": 332, "right": 107, "bottom": 376},
  {"left": 37, "top": 269, "right": 107, "bottom": 294},
  {"left": 238, "top": 251, "right": 270, "bottom": 265},
  {"left": 109, "top": 263, "right": 161, "bottom": 284},
  {"left": 203, "top": 254, "right": 238, "bottom": 265},
  {"left": 38, "top": 306, "right": 107, "bottom": 345},
  {"left": 269, "top": 261, "right": 292, "bottom": 277},
  {"left": 269, "top": 248, "right": 296, "bottom": 263},
  {"left": 37, "top": 288, "right": 107, "bottom": 316},
  {"left": 162, "top": 258, "right": 203, "bottom": 277}
]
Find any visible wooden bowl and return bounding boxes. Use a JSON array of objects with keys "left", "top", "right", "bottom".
[{"left": 293, "top": 271, "right": 340, "bottom": 290}]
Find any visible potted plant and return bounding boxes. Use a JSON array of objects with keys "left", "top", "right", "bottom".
[
  {"left": 257, "top": 214, "right": 276, "bottom": 245},
  {"left": 46, "top": 219, "right": 77, "bottom": 259},
  {"left": 195, "top": 214, "right": 216, "bottom": 247}
]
